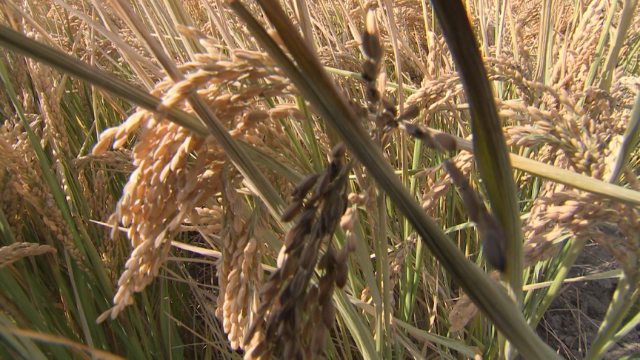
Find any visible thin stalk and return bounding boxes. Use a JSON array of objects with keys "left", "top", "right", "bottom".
[
  {"left": 609, "top": 90, "right": 640, "bottom": 183},
  {"left": 529, "top": 237, "right": 588, "bottom": 327},
  {"left": 353, "top": 215, "right": 382, "bottom": 309},
  {"left": 534, "top": 0, "right": 553, "bottom": 83},
  {"left": 582, "top": 0, "right": 619, "bottom": 92},
  {"left": 0, "top": 207, "right": 16, "bottom": 244},
  {"left": 495, "top": 0, "right": 507, "bottom": 98},
  {"left": 401, "top": 138, "right": 424, "bottom": 322},
  {"left": 584, "top": 271, "right": 640, "bottom": 360},
  {"left": 277, "top": 118, "right": 315, "bottom": 173},
  {"left": 349, "top": 294, "right": 477, "bottom": 357},
  {"left": 295, "top": 96, "right": 325, "bottom": 172},
  {"left": 159, "top": 0, "right": 205, "bottom": 57},
  {"left": 0, "top": 314, "right": 48, "bottom": 360},
  {"left": 505, "top": 0, "right": 520, "bottom": 63},
  {"left": 0, "top": 270, "right": 71, "bottom": 359},
  {"left": 373, "top": 228, "right": 383, "bottom": 355},
  {"left": 378, "top": 190, "right": 392, "bottom": 359},
  {"left": 599, "top": 0, "right": 638, "bottom": 90},
  {"left": 606, "top": 293, "right": 640, "bottom": 351},
  {"left": 65, "top": 252, "right": 96, "bottom": 352},
  {"left": 333, "top": 290, "right": 380, "bottom": 360},
  {"left": 324, "top": 66, "right": 419, "bottom": 93}
]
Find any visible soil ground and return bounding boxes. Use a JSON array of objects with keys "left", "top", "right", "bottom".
[{"left": 535, "top": 241, "right": 640, "bottom": 359}]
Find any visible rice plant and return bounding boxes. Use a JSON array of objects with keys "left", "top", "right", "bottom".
[{"left": 0, "top": 0, "right": 639, "bottom": 359}]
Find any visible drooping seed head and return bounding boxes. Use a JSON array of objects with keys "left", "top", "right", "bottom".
[
  {"left": 331, "top": 142, "right": 347, "bottom": 160},
  {"left": 477, "top": 210, "right": 506, "bottom": 271},
  {"left": 444, "top": 160, "right": 481, "bottom": 222},
  {"left": 397, "top": 104, "right": 421, "bottom": 122},
  {"left": 347, "top": 232, "right": 358, "bottom": 252},
  {"left": 291, "top": 173, "right": 320, "bottom": 199},
  {"left": 381, "top": 97, "right": 397, "bottom": 117},
  {"left": 281, "top": 200, "right": 304, "bottom": 222},
  {"left": 335, "top": 261, "right": 348, "bottom": 288},
  {"left": 321, "top": 301, "right": 336, "bottom": 328},
  {"left": 434, "top": 132, "right": 458, "bottom": 152},
  {"left": 362, "top": 59, "right": 380, "bottom": 83},
  {"left": 362, "top": 10, "right": 383, "bottom": 63}
]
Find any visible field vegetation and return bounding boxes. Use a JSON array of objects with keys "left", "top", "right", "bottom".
[{"left": 1, "top": 0, "right": 640, "bottom": 359}]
